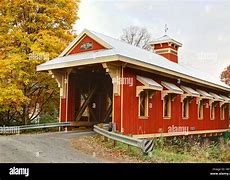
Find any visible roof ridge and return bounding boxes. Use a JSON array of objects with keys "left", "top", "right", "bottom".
[
  {"left": 88, "top": 29, "right": 153, "bottom": 52},
  {"left": 87, "top": 30, "right": 228, "bottom": 88},
  {"left": 45, "top": 29, "right": 229, "bottom": 90}
]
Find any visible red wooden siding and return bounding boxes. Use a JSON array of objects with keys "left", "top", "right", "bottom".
[
  {"left": 67, "top": 74, "right": 76, "bottom": 121},
  {"left": 60, "top": 98, "right": 66, "bottom": 122},
  {"left": 60, "top": 65, "right": 228, "bottom": 135},
  {"left": 159, "top": 53, "right": 178, "bottom": 63},
  {"left": 114, "top": 96, "right": 121, "bottom": 131},
  {"left": 114, "top": 67, "right": 229, "bottom": 135},
  {"left": 153, "top": 43, "right": 179, "bottom": 63},
  {"left": 154, "top": 43, "right": 178, "bottom": 50},
  {"left": 68, "top": 35, "right": 106, "bottom": 55}
]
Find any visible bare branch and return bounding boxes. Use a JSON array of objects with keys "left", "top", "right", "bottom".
[
  {"left": 120, "top": 26, "right": 152, "bottom": 51},
  {"left": 30, "top": 90, "right": 55, "bottom": 121}
]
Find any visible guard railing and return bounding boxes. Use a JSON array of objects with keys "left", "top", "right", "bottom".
[
  {"left": 93, "top": 125, "right": 153, "bottom": 154},
  {"left": 0, "top": 122, "right": 72, "bottom": 134}
]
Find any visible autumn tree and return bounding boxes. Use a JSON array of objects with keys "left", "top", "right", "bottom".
[
  {"left": 221, "top": 65, "right": 230, "bottom": 86},
  {"left": 0, "top": 0, "right": 80, "bottom": 125},
  {"left": 120, "top": 26, "right": 152, "bottom": 50}
]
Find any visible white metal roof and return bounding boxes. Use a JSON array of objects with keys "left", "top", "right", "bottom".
[
  {"left": 180, "top": 85, "right": 200, "bottom": 97},
  {"left": 136, "top": 75, "right": 163, "bottom": 91},
  {"left": 219, "top": 95, "right": 230, "bottom": 102},
  {"left": 36, "top": 29, "right": 230, "bottom": 92},
  {"left": 161, "top": 81, "right": 183, "bottom": 94},
  {"left": 209, "top": 92, "right": 224, "bottom": 101},
  {"left": 155, "top": 35, "right": 172, "bottom": 41},
  {"left": 149, "top": 35, "right": 182, "bottom": 47},
  {"left": 196, "top": 89, "right": 213, "bottom": 99},
  {"left": 37, "top": 49, "right": 117, "bottom": 70}
]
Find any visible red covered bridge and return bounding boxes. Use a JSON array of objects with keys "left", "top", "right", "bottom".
[{"left": 37, "top": 29, "right": 230, "bottom": 138}]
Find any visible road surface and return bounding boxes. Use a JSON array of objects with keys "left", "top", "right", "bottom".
[{"left": 0, "top": 131, "right": 103, "bottom": 163}]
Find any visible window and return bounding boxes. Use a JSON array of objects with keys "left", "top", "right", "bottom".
[
  {"left": 210, "top": 103, "right": 216, "bottom": 120},
  {"left": 198, "top": 100, "right": 204, "bottom": 120},
  {"left": 163, "top": 94, "right": 171, "bottom": 118},
  {"left": 182, "top": 98, "right": 189, "bottom": 119},
  {"left": 80, "top": 42, "right": 93, "bottom": 50},
  {"left": 220, "top": 105, "right": 226, "bottom": 120},
  {"left": 139, "top": 91, "right": 148, "bottom": 117}
]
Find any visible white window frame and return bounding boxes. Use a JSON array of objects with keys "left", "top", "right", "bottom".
[
  {"left": 210, "top": 103, "right": 216, "bottom": 120},
  {"left": 198, "top": 100, "right": 204, "bottom": 120},
  {"left": 220, "top": 105, "right": 226, "bottom": 120},
  {"left": 163, "top": 94, "right": 171, "bottom": 119},
  {"left": 138, "top": 90, "right": 149, "bottom": 118},
  {"left": 182, "top": 97, "right": 189, "bottom": 119}
]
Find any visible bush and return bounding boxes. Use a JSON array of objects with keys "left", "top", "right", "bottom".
[
  {"left": 224, "top": 131, "right": 230, "bottom": 140},
  {"left": 39, "top": 109, "right": 59, "bottom": 124}
]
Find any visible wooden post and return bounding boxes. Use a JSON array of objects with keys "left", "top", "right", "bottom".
[{"left": 113, "top": 140, "right": 117, "bottom": 147}]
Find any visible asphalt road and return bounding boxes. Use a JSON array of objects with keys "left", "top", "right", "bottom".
[{"left": 0, "top": 131, "right": 103, "bottom": 163}]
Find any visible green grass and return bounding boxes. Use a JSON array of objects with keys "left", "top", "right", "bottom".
[
  {"left": 93, "top": 135, "right": 230, "bottom": 163},
  {"left": 152, "top": 149, "right": 192, "bottom": 162},
  {"left": 95, "top": 135, "right": 142, "bottom": 159}
]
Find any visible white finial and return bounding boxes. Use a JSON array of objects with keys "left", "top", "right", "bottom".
[{"left": 164, "top": 24, "right": 168, "bottom": 35}]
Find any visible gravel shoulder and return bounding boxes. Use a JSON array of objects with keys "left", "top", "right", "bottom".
[
  {"left": 0, "top": 131, "right": 103, "bottom": 163},
  {"left": 71, "top": 135, "right": 142, "bottom": 163}
]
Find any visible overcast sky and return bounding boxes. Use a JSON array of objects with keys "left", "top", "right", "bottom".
[{"left": 74, "top": 0, "right": 230, "bottom": 79}]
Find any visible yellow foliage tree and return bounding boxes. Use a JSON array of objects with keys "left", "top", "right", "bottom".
[{"left": 0, "top": 0, "right": 80, "bottom": 125}]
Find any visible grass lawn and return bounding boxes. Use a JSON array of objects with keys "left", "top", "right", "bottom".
[{"left": 92, "top": 134, "right": 230, "bottom": 163}]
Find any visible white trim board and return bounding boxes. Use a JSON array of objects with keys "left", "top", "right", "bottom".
[
  {"left": 37, "top": 54, "right": 230, "bottom": 92},
  {"left": 59, "top": 29, "right": 112, "bottom": 57},
  {"left": 133, "top": 129, "right": 229, "bottom": 139}
]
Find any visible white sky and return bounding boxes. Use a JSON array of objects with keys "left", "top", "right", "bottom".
[{"left": 74, "top": 0, "right": 230, "bottom": 79}]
